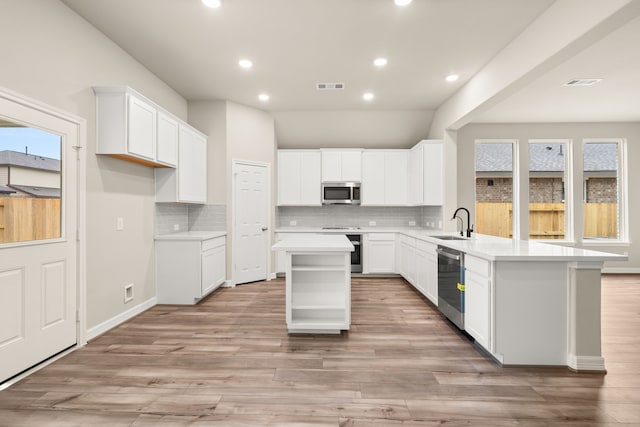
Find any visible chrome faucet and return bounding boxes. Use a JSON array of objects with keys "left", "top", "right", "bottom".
[{"left": 452, "top": 207, "right": 474, "bottom": 238}]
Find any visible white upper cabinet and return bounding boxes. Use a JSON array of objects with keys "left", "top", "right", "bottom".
[
  {"left": 94, "top": 86, "right": 181, "bottom": 168},
  {"left": 407, "top": 140, "right": 443, "bottom": 206},
  {"left": 321, "top": 149, "right": 362, "bottom": 182},
  {"left": 277, "top": 150, "right": 321, "bottom": 206},
  {"left": 362, "top": 150, "right": 407, "bottom": 206},
  {"left": 155, "top": 123, "right": 208, "bottom": 204}
]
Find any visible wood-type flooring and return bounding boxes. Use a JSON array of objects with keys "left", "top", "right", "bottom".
[{"left": 0, "top": 275, "right": 639, "bottom": 426}]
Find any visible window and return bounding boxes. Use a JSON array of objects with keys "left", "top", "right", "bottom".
[
  {"left": 475, "top": 141, "right": 515, "bottom": 238},
  {"left": 528, "top": 140, "right": 570, "bottom": 240},
  {"left": 583, "top": 140, "right": 625, "bottom": 241},
  {"left": 0, "top": 121, "right": 62, "bottom": 244}
]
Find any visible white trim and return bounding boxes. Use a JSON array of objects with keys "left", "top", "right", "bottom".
[
  {"left": 221, "top": 280, "right": 235, "bottom": 288},
  {"left": 268, "top": 272, "right": 277, "bottom": 281},
  {"left": 231, "top": 159, "right": 272, "bottom": 285},
  {"left": 602, "top": 267, "right": 640, "bottom": 274},
  {"left": 86, "top": 297, "right": 156, "bottom": 341},
  {"left": 567, "top": 354, "right": 606, "bottom": 372}
]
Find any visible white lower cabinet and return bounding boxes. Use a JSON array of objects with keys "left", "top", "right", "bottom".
[
  {"left": 464, "top": 254, "right": 491, "bottom": 349},
  {"left": 363, "top": 233, "right": 395, "bottom": 274},
  {"left": 416, "top": 240, "right": 438, "bottom": 305},
  {"left": 398, "top": 235, "right": 417, "bottom": 285},
  {"left": 156, "top": 236, "right": 226, "bottom": 304}
]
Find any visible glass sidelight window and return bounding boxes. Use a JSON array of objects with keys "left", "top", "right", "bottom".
[{"left": 0, "top": 120, "right": 62, "bottom": 244}]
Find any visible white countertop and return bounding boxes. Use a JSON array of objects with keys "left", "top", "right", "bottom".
[
  {"left": 272, "top": 234, "right": 354, "bottom": 252},
  {"left": 274, "top": 227, "right": 626, "bottom": 263},
  {"left": 155, "top": 231, "right": 226, "bottom": 241}
]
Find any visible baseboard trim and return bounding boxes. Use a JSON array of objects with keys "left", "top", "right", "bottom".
[
  {"left": 86, "top": 297, "right": 157, "bottom": 341},
  {"left": 567, "top": 354, "right": 606, "bottom": 372},
  {"left": 268, "top": 273, "right": 277, "bottom": 281},
  {"left": 221, "top": 280, "right": 235, "bottom": 288},
  {"left": 602, "top": 267, "right": 640, "bottom": 274}
]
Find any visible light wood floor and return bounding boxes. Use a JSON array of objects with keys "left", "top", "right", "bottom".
[{"left": 1, "top": 275, "right": 639, "bottom": 426}]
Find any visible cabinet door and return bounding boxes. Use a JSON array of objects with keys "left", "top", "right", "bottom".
[
  {"left": 465, "top": 269, "right": 490, "bottom": 349},
  {"left": 415, "top": 246, "right": 428, "bottom": 294},
  {"left": 213, "top": 239, "right": 226, "bottom": 287},
  {"left": 361, "top": 151, "right": 386, "bottom": 205},
  {"left": 385, "top": 151, "right": 408, "bottom": 205},
  {"left": 408, "top": 144, "right": 423, "bottom": 205},
  {"left": 202, "top": 249, "right": 216, "bottom": 296},
  {"left": 156, "top": 111, "right": 178, "bottom": 167},
  {"left": 178, "top": 125, "right": 207, "bottom": 203},
  {"left": 127, "top": 95, "right": 156, "bottom": 160},
  {"left": 277, "top": 151, "right": 302, "bottom": 205},
  {"left": 366, "top": 240, "right": 395, "bottom": 273},
  {"left": 300, "top": 151, "right": 321, "bottom": 205},
  {"left": 321, "top": 151, "right": 342, "bottom": 182},
  {"left": 425, "top": 251, "right": 438, "bottom": 305},
  {"left": 341, "top": 151, "right": 362, "bottom": 182},
  {"left": 423, "top": 142, "right": 443, "bottom": 205}
]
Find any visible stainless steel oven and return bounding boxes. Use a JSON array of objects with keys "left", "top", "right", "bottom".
[
  {"left": 322, "top": 182, "right": 361, "bottom": 205},
  {"left": 437, "top": 245, "right": 465, "bottom": 330}
]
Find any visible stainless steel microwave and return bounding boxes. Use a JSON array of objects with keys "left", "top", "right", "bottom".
[{"left": 322, "top": 182, "right": 361, "bottom": 205}]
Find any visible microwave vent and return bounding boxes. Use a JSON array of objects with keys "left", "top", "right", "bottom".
[{"left": 317, "top": 83, "right": 345, "bottom": 90}]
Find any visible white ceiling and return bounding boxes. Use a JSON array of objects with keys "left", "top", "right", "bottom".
[{"left": 60, "top": 0, "right": 555, "bottom": 113}]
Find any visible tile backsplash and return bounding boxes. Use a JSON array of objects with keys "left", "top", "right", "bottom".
[
  {"left": 155, "top": 204, "right": 226, "bottom": 234},
  {"left": 277, "top": 205, "right": 443, "bottom": 229}
]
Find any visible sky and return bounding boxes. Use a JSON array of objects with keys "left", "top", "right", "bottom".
[{"left": 0, "top": 127, "right": 61, "bottom": 160}]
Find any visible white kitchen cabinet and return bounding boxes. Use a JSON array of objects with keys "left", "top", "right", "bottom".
[
  {"left": 398, "top": 234, "right": 417, "bottom": 285},
  {"left": 362, "top": 150, "right": 408, "bottom": 206},
  {"left": 407, "top": 140, "right": 443, "bottom": 206},
  {"left": 277, "top": 150, "right": 321, "bottom": 206},
  {"left": 156, "top": 234, "right": 226, "bottom": 304},
  {"left": 321, "top": 149, "right": 362, "bottom": 182},
  {"left": 155, "top": 123, "right": 208, "bottom": 204},
  {"left": 464, "top": 254, "right": 491, "bottom": 349},
  {"left": 363, "top": 233, "right": 395, "bottom": 274},
  {"left": 416, "top": 240, "right": 438, "bottom": 305},
  {"left": 94, "top": 86, "right": 180, "bottom": 168}
]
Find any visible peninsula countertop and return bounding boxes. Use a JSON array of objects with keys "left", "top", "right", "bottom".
[{"left": 272, "top": 234, "right": 354, "bottom": 252}]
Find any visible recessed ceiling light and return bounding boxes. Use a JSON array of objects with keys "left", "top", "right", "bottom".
[
  {"left": 258, "top": 93, "right": 270, "bottom": 102},
  {"left": 363, "top": 93, "right": 375, "bottom": 101},
  {"left": 239, "top": 59, "right": 253, "bottom": 69},
  {"left": 446, "top": 74, "right": 459, "bottom": 82},
  {"left": 202, "top": 0, "right": 221, "bottom": 8},
  {"left": 394, "top": 0, "right": 412, "bottom": 6},
  {"left": 374, "top": 58, "right": 388, "bottom": 67}
]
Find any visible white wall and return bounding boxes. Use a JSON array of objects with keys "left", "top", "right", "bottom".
[
  {"left": 457, "top": 122, "right": 639, "bottom": 271},
  {"left": 273, "top": 110, "right": 433, "bottom": 149},
  {"left": 0, "top": 0, "right": 189, "bottom": 328}
]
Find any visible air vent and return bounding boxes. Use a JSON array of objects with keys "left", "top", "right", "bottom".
[
  {"left": 564, "top": 78, "right": 603, "bottom": 86},
  {"left": 317, "top": 83, "right": 345, "bottom": 90}
]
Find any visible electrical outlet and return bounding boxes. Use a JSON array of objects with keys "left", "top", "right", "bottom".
[
  {"left": 116, "top": 217, "right": 124, "bottom": 231},
  {"left": 124, "top": 284, "right": 134, "bottom": 303},
  {"left": 289, "top": 220, "right": 297, "bottom": 226},
  {"left": 369, "top": 221, "right": 376, "bottom": 226},
  {"left": 173, "top": 224, "right": 180, "bottom": 231},
  {"left": 408, "top": 221, "right": 416, "bottom": 226}
]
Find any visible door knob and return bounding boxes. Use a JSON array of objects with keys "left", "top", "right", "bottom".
[{"left": 261, "top": 227, "right": 269, "bottom": 231}]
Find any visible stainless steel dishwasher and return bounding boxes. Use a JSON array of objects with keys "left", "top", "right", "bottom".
[{"left": 437, "top": 245, "right": 465, "bottom": 330}]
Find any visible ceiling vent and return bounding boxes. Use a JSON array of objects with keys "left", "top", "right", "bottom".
[
  {"left": 317, "top": 83, "right": 345, "bottom": 90},
  {"left": 564, "top": 78, "right": 603, "bottom": 86}
]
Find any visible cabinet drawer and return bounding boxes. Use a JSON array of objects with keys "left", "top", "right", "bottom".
[
  {"left": 368, "top": 233, "right": 395, "bottom": 241},
  {"left": 416, "top": 239, "right": 436, "bottom": 253},
  {"left": 465, "top": 254, "right": 490, "bottom": 277},
  {"left": 398, "top": 234, "right": 416, "bottom": 247},
  {"left": 202, "top": 236, "right": 225, "bottom": 252}
]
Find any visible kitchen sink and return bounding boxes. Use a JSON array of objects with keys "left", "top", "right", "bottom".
[{"left": 430, "top": 235, "right": 468, "bottom": 240}]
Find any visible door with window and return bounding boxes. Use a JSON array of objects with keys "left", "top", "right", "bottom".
[
  {"left": 0, "top": 91, "right": 79, "bottom": 384},
  {"left": 233, "top": 160, "right": 269, "bottom": 285}
]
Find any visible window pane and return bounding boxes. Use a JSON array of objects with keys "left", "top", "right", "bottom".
[
  {"left": 528, "top": 142, "right": 566, "bottom": 240},
  {"left": 0, "top": 120, "right": 62, "bottom": 244},
  {"left": 475, "top": 142, "right": 513, "bottom": 238},
  {"left": 583, "top": 142, "right": 618, "bottom": 240}
]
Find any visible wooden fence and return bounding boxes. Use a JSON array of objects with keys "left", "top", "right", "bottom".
[
  {"left": 475, "top": 202, "right": 617, "bottom": 239},
  {"left": 0, "top": 197, "right": 61, "bottom": 243}
]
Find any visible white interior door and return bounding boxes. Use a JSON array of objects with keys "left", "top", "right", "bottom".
[
  {"left": 233, "top": 160, "right": 269, "bottom": 285},
  {"left": 0, "top": 90, "right": 80, "bottom": 385}
]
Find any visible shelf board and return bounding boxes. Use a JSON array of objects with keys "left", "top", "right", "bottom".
[
  {"left": 291, "top": 265, "right": 346, "bottom": 272},
  {"left": 291, "top": 305, "right": 345, "bottom": 311}
]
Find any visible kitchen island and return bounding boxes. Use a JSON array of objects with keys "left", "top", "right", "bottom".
[{"left": 272, "top": 234, "right": 354, "bottom": 334}]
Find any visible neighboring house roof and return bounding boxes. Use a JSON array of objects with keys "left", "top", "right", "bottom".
[
  {"left": 0, "top": 150, "right": 60, "bottom": 172},
  {"left": 0, "top": 185, "right": 16, "bottom": 194},
  {"left": 8, "top": 185, "right": 60, "bottom": 198},
  {"left": 476, "top": 142, "right": 617, "bottom": 172}
]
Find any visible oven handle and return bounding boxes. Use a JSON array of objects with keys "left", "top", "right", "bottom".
[
  {"left": 350, "top": 241, "right": 361, "bottom": 246},
  {"left": 436, "top": 248, "right": 460, "bottom": 261}
]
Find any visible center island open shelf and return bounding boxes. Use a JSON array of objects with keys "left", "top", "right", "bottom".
[{"left": 272, "top": 235, "right": 354, "bottom": 334}]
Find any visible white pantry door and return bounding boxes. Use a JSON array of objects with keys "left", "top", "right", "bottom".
[
  {"left": 233, "top": 160, "right": 269, "bottom": 285},
  {"left": 0, "top": 90, "right": 80, "bottom": 385}
]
